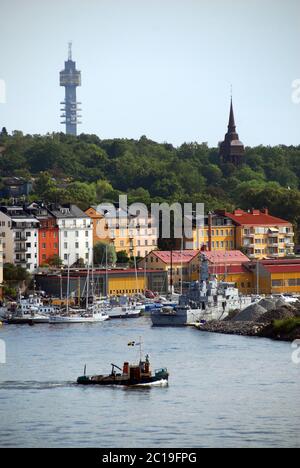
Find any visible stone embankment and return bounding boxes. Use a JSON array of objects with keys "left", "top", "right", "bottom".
[{"left": 195, "top": 297, "right": 300, "bottom": 341}]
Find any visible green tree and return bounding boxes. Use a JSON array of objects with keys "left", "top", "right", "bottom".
[
  {"left": 93, "top": 242, "right": 117, "bottom": 266},
  {"left": 116, "top": 250, "right": 130, "bottom": 264}
]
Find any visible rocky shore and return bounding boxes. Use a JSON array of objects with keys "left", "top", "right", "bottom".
[{"left": 195, "top": 298, "right": 300, "bottom": 342}]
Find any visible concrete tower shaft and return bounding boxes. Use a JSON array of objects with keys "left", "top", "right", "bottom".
[{"left": 59, "top": 43, "right": 82, "bottom": 136}]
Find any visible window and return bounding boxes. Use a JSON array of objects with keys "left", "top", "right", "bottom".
[
  {"left": 42, "top": 243, "right": 46, "bottom": 249},
  {"left": 120, "top": 240, "right": 124, "bottom": 247},
  {"left": 152, "top": 239, "right": 156, "bottom": 245},
  {"left": 64, "top": 242, "right": 68, "bottom": 249},
  {"left": 75, "top": 231, "right": 79, "bottom": 237},
  {"left": 272, "top": 279, "right": 283, "bottom": 287},
  {"left": 64, "top": 231, "right": 68, "bottom": 238},
  {"left": 42, "top": 254, "right": 46, "bottom": 260},
  {"left": 75, "top": 242, "right": 79, "bottom": 249},
  {"left": 42, "top": 232, "right": 46, "bottom": 238},
  {"left": 54, "top": 243, "right": 58, "bottom": 249},
  {"left": 26, "top": 232, "right": 30, "bottom": 237},
  {"left": 145, "top": 240, "right": 148, "bottom": 246},
  {"left": 85, "top": 231, "right": 88, "bottom": 237},
  {"left": 64, "top": 254, "right": 68, "bottom": 260}
]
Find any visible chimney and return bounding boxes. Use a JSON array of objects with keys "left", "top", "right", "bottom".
[{"left": 262, "top": 208, "right": 269, "bottom": 215}]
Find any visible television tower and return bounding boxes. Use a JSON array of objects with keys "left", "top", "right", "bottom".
[{"left": 60, "top": 42, "right": 82, "bottom": 135}]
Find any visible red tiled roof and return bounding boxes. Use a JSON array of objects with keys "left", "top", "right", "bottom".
[
  {"left": 151, "top": 250, "right": 199, "bottom": 264},
  {"left": 204, "top": 250, "right": 250, "bottom": 264},
  {"left": 262, "top": 264, "right": 300, "bottom": 274},
  {"left": 224, "top": 210, "right": 290, "bottom": 226},
  {"left": 149, "top": 249, "right": 249, "bottom": 265}
]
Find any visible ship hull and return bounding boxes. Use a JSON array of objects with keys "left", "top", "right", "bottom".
[{"left": 77, "top": 375, "right": 168, "bottom": 387}]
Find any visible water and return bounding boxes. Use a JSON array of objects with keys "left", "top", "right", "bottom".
[{"left": 0, "top": 317, "right": 299, "bottom": 448}]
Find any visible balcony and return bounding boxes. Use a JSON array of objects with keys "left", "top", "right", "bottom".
[
  {"left": 15, "top": 258, "right": 26, "bottom": 264},
  {"left": 14, "top": 246, "right": 27, "bottom": 253}
]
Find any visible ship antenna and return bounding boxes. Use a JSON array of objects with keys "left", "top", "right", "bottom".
[{"left": 139, "top": 336, "right": 142, "bottom": 362}]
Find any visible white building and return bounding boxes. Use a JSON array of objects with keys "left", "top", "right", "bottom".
[
  {"left": 0, "top": 239, "right": 3, "bottom": 292},
  {"left": 0, "top": 206, "right": 39, "bottom": 272},
  {"left": 48, "top": 204, "right": 93, "bottom": 266}
]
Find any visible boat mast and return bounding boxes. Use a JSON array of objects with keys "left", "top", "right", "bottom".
[
  {"left": 105, "top": 244, "right": 108, "bottom": 297},
  {"left": 66, "top": 253, "right": 70, "bottom": 315},
  {"left": 86, "top": 248, "right": 90, "bottom": 312}
]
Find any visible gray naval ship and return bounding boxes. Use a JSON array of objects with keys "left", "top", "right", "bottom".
[{"left": 151, "top": 254, "right": 252, "bottom": 326}]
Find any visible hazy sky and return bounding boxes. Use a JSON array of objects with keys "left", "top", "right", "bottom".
[{"left": 1, "top": 0, "right": 300, "bottom": 146}]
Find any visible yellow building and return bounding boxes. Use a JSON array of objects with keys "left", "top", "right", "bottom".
[
  {"left": 184, "top": 209, "right": 294, "bottom": 260},
  {"left": 249, "top": 260, "right": 300, "bottom": 295},
  {"left": 35, "top": 268, "right": 168, "bottom": 298},
  {"left": 138, "top": 250, "right": 200, "bottom": 289},
  {"left": 138, "top": 249, "right": 253, "bottom": 293},
  {"left": 184, "top": 212, "right": 236, "bottom": 251},
  {"left": 85, "top": 205, "right": 158, "bottom": 258},
  {"left": 221, "top": 209, "right": 294, "bottom": 260}
]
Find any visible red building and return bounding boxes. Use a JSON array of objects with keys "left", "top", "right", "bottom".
[{"left": 26, "top": 203, "right": 59, "bottom": 265}]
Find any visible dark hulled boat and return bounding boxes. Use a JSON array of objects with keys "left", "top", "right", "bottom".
[{"left": 77, "top": 355, "right": 168, "bottom": 387}]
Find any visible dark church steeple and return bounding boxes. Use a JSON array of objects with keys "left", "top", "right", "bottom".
[{"left": 219, "top": 97, "right": 245, "bottom": 165}]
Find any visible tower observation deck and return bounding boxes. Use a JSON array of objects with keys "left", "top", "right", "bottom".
[{"left": 60, "top": 42, "right": 82, "bottom": 136}]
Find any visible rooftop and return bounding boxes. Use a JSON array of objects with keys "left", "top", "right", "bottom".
[{"left": 223, "top": 209, "right": 291, "bottom": 226}]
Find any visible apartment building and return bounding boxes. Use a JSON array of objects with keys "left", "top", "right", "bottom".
[
  {"left": 0, "top": 206, "right": 39, "bottom": 272},
  {"left": 85, "top": 205, "right": 158, "bottom": 258},
  {"left": 48, "top": 204, "right": 93, "bottom": 266},
  {"left": 26, "top": 203, "right": 59, "bottom": 266},
  {"left": 221, "top": 209, "right": 294, "bottom": 259},
  {"left": 184, "top": 212, "right": 235, "bottom": 251}
]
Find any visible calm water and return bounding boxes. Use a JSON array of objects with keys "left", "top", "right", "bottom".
[{"left": 0, "top": 317, "right": 299, "bottom": 448}]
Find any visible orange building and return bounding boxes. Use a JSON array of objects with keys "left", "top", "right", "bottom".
[{"left": 28, "top": 205, "right": 59, "bottom": 266}]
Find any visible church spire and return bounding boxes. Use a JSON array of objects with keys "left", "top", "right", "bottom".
[
  {"left": 228, "top": 97, "right": 236, "bottom": 132},
  {"left": 219, "top": 95, "right": 245, "bottom": 166}
]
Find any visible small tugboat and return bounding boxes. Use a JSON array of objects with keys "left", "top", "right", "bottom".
[{"left": 77, "top": 342, "right": 169, "bottom": 387}]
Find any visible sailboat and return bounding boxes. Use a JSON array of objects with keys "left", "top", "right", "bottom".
[{"left": 49, "top": 251, "right": 109, "bottom": 324}]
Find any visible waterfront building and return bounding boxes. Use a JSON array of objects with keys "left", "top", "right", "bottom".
[
  {"left": 35, "top": 267, "right": 168, "bottom": 298},
  {"left": 0, "top": 206, "right": 39, "bottom": 272},
  {"left": 48, "top": 204, "right": 93, "bottom": 266},
  {"left": 247, "top": 259, "right": 300, "bottom": 295},
  {"left": 220, "top": 209, "right": 294, "bottom": 259},
  {"left": 138, "top": 250, "right": 200, "bottom": 288},
  {"left": 85, "top": 205, "right": 158, "bottom": 258},
  {"left": 219, "top": 97, "right": 245, "bottom": 165},
  {"left": 138, "top": 249, "right": 251, "bottom": 292},
  {"left": 26, "top": 203, "right": 59, "bottom": 266}
]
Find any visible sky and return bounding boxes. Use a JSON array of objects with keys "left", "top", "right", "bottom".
[{"left": 0, "top": 0, "right": 300, "bottom": 147}]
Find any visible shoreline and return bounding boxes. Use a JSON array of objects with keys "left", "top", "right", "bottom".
[{"left": 194, "top": 318, "right": 300, "bottom": 342}]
